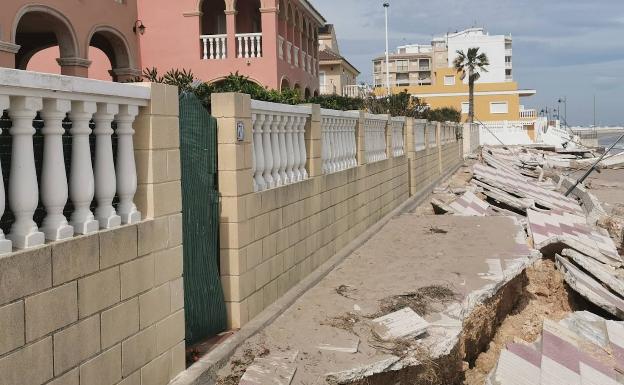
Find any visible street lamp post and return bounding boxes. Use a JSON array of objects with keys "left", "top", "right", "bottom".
[
  {"left": 557, "top": 97, "right": 567, "bottom": 128},
  {"left": 383, "top": 2, "right": 391, "bottom": 96}
]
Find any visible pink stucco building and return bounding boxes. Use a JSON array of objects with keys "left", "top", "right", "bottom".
[
  {"left": 0, "top": 0, "right": 326, "bottom": 95},
  {"left": 139, "top": 0, "right": 325, "bottom": 96}
]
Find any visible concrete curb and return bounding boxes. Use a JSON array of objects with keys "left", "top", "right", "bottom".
[{"left": 169, "top": 161, "right": 465, "bottom": 385}]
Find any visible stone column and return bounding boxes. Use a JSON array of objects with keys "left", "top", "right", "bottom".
[
  {"left": 57, "top": 57, "right": 91, "bottom": 78},
  {"left": 303, "top": 104, "right": 322, "bottom": 177},
  {"left": 225, "top": 10, "right": 237, "bottom": 59},
  {"left": 355, "top": 111, "right": 367, "bottom": 166},
  {"left": 437, "top": 122, "right": 443, "bottom": 175},
  {"left": 111, "top": 68, "right": 142, "bottom": 83},
  {"left": 0, "top": 41, "right": 19, "bottom": 68},
  {"left": 211, "top": 92, "right": 254, "bottom": 329},
  {"left": 385, "top": 117, "right": 393, "bottom": 159}
]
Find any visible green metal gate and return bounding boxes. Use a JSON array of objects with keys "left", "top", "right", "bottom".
[{"left": 179, "top": 92, "right": 226, "bottom": 344}]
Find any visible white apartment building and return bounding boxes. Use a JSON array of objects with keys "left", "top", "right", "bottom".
[{"left": 444, "top": 28, "right": 513, "bottom": 83}]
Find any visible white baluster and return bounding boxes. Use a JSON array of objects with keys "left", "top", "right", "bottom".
[
  {"left": 40, "top": 98, "right": 74, "bottom": 241},
  {"left": 261, "top": 115, "right": 275, "bottom": 188},
  {"left": 252, "top": 114, "right": 266, "bottom": 191},
  {"left": 349, "top": 119, "right": 357, "bottom": 167},
  {"left": 244, "top": 36, "right": 250, "bottom": 58},
  {"left": 209, "top": 37, "right": 215, "bottom": 60},
  {"left": 0, "top": 96, "right": 12, "bottom": 253},
  {"left": 340, "top": 118, "right": 348, "bottom": 170},
  {"left": 334, "top": 118, "right": 342, "bottom": 171},
  {"left": 223, "top": 37, "right": 228, "bottom": 59},
  {"left": 326, "top": 118, "right": 334, "bottom": 173},
  {"left": 202, "top": 38, "right": 208, "bottom": 60},
  {"left": 321, "top": 118, "right": 329, "bottom": 174},
  {"left": 298, "top": 116, "right": 308, "bottom": 180},
  {"left": 278, "top": 115, "right": 288, "bottom": 185},
  {"left": 257, "top": 35, "right": 262, "bottom": 58},
  {"left": 94, "top": 103, "right": 121, "bottom": 229},
  {"left": 115, "top": 105, "right": 141, "bottom": 224},
  {"left": 285, "top": 115, "right": 296, "bottom": 182},
  {"left": 251, "top": 114, "right": 258, "bottom": 192},
  {"left": 69, "top": 101, "right": 99, "bottom": 235},
  {"left": 7, "top": 96, "right": 45, "bottom": 248},
  {"left": 290, "top": 116, "right": 301, "bottom": 182},
  {"left": 270, "top": 115, "right": 282, "bottom": 186},
  {"left": 237, "top": 36, "right": 243, "bottom": 58}
]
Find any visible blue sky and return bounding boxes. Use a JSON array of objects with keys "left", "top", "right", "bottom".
[{"left": 312, "top": 0, "right": 624, "bottom": 126}]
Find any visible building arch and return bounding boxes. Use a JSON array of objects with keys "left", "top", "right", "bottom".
[
  {"left": 293, "top": 83, "right": 301, "bottom": 97},
  {"left": 280, "top": 76, "right": 291, "bottom": 91},
  {"left": 200, "top": 0, "right": 227, "bottom": 35},
  {"left": 236, "top": 0, "right": 262, "bottom": 33},
  {"left": 304, "top": 87, "right": 311, "bottom": 99},
  {"left": 12, "top": 4, "right": 80, "bottom": 69},
  {"left": 86, "top": 25, "right": 135, "bottom": 72}
]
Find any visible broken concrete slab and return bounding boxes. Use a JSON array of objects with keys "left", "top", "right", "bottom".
[
  {"left": 527, "top": 209, "right": 622, "bottom": 266},
  {"left": 371, "top": 307, "right": 429, "bottom": 342},
  {"left": 449, "top": 190, "right": 491, "bottom": 216},
  {"left": 562, "top": 248, "right": 624, "bottom": 297},
  {"left": 239, "top": 352, "right": 298, "bottom": 385},
  {"left": 317, "top": 330, "right": 360, "bottom": 354},
  {"left": 324, "top": 357, "right": 400, "bottom": 384},
  {"left": 487, "top": 312, "right": 624, "bottom": 385},
  {"left": 556, "top": 255, "right": 624, "bottom": 319}
]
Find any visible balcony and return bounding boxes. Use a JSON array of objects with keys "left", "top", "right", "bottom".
[
  {"left": 505, "top": 48, "right": 513, "bottom": 56},
  {"left": 201, "top": 33, "right": 263, "bottom": 60},
  {"left": 505, "top": 62, "right": 512, "bottom": 68},
  {"left": 520, "top": 109, "right": 537, "bottom": 119}
]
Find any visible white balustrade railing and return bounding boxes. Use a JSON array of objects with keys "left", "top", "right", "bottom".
[
  {"left": 200, "top": 34, "right": 227, "bottom": 60},
  {"left": 427, "top": 122, "right": 437, "bottom": 147},
  {"left": 251, "top": 100, "right": 311, "bottom": 192},
  {"left": 391, "top": 117, "right": 405, "bottom": 157},
  {"left": 278, "top": 36, "right": 285, "bottom": 60},
  {"left": 293, "top": 47, "right": 300, "bottom": 67},
  {"left": 236, "top": 33, "right": 262, "bottom": 58},
  {"left": 320, "top": 110, "right": 358, "bottom": 174},
  {"left": 0, "top": 68, "right": 148, "bottom": 252},
  {"left": 286, "top": 42, "right": 292, "bottom": 64},
  {"left": 363, "top": 114, "right": 388, "bottom": 163},
  {"left": 414, "top": 120, "right": 426, "bottom": 151}
]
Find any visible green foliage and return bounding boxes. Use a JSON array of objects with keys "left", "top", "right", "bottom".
[
  {"left": 130, "top": 68, "right": 459, "bottom": 122},
  {"left": 307, "top": 94, "right": 365, "bottom": 111},
  {"left": 365, "top": 91, "right": 428, "bottom": 118},
  {"left": 425, "top": 107, "right": 462, "bottom": 123}
]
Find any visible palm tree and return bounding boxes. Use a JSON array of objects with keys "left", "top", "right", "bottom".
[{"left": 453, "top": 48, "right": 489, "bottom": 123}]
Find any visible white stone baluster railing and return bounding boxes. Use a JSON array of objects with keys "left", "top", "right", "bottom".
[
  {"left": 0, "top": 68, "right": 149, "bottom": 250},
  {"left": 293, "top": 47, "right": 300, "bottom": 67},
  {"left": 414, "top": 120, "right": 426, "bottom": 151},
  {"left": 363, "top": 114, "right": 388, "bottom": 163},
  {"left": 286, "top": 42, "right": 292, "bottom": 64},
  {"left": 391, "top": 117, "right": 405, "bottom": 157},
  {"left": 200, "top": 34, "right": 227, "bottom": 60},
  {"left": 321, "top": 110, "right": 358, "bottom": 174},
  {"left": 40, "top": 99, "right": 74, "bottom": 240},
  {"left": 236, "top": 33, "right": 263, "bottom": 58},
  {"left": 94, "top": 103, "right": 122, "bottom": 229},
  {"left": 8, "top": 96, "right": 45, "bottom": 248},
  {"left": 278, "top": 36, "right": 285, "bottom": 60},
  {"left": 250, "top": 100, "right": 311, "bottom": 191},
  {"left": 0, "top": 96, "right": 11, "bottom": 253}
]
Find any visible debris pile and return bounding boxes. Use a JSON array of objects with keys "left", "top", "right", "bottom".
[{"left": 434, "top": 146, "right": 624, "bottom": 321}]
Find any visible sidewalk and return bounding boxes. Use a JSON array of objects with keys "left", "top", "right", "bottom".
[{"left": 212, "top": 198, "right": 536, "bottom": 384}]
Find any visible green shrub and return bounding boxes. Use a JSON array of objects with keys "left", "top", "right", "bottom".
[{"left": 425, "top": 107, "right": 461, "bottom": 123}]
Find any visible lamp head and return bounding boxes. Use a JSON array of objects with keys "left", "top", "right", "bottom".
[{"left": 133, "top": 20, "right": 146, "bottom": 35}]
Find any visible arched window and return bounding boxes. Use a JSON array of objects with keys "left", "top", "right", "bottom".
[
  {"left": 201, "top": 0, "right": 227, "bottom": 35},
  {"left": 236, "top": 0, "right": 262, "bottom": 33}
]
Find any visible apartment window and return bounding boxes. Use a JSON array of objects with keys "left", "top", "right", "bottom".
[
  {"left": 444, "top": 75, "right": 455, "bottom": 86},
  {"left": 374, "top": 61, "right": 381, "bottom": 73},
  {"left": 505, "top": 56, "right": 512, "bottom": 63},
  {"left": 396, "top": 73, "right": 409, "bottom": 86},
  {"left": 418, "top": 59, "right": 430, "bottom": 70},
  {"left": 396, "top": 60, "right": 409, "bottom": 72},
  {"left": 461, "top": 102, "right": 470, "bottom": 114},
  {"left": 490, "top": 102, "right": 509, "bottom": 114},
  {"left": 319, "top": 71, "right": 326, "bottom": 86}
]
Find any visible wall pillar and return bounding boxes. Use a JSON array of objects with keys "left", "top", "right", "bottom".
[
  {"left": 56, "top": 58, "right": 91, "bottom": 78},
  {"left": 0, "top": 41, "right": 19, "bottom": 68},
  {"left": 260, "top": 7, "right": 280, "bottom": 87},
  {"left": 303, "top": 104, "right": 322, "bottom": 177},
  {"left": 436, "top": 122, "right": 443, "bottom": 175},
  {"left": 211, "top": 92, "right": 254, "bottom": 329},
  {"left": 225, "top": 10, "right": 237, "bottom": 59},
  {"left": 356, "top": 111, "right": 367, "bottom": 165},
  {"left": 111, "top": 68, "right": 142, "bottom": 83},
  {"left": 385, "top": 117, "right": 393, "bottom": 159}
]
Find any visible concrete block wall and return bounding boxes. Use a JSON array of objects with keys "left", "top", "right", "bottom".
[
  {"left": 0, "top": 83, "right": 185, "bottom": 385},
  {"left": 213, "top": 93, "right": 409, "bottom": 328}
]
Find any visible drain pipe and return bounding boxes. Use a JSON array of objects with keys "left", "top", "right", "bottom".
[{"left": 564, "top": 132, "right": 624, "bottom": 197}]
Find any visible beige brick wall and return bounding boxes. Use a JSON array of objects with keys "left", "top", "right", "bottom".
[
  {"left": 0, "top": 83, "right": 185, "bottom": 385},
  {"left": 213, "top": 93, "right": 410, "bottom": 328}
]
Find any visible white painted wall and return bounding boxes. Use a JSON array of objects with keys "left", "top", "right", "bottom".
[{"left": 445, "top": 29, "right": 510, "bottom": 84}]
